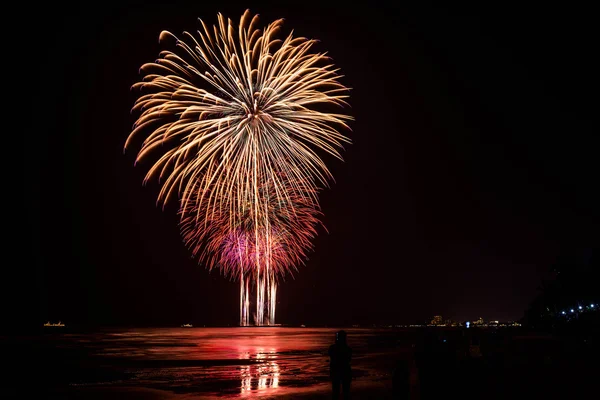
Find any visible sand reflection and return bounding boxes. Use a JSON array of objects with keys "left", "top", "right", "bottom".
[{"left": 239, "top": 348, "right": 280, "bottom": 395}]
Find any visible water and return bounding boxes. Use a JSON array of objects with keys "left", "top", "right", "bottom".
[{"left": 16, "top": 327, "right": 412, "bottom": 398}]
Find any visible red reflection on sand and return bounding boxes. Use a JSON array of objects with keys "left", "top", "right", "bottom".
[
  {"left": 68, "top": 327, "right": 378, "bottom": 397},
  {"left": 197, "top": 327, "right": 328, "bottom": 395},
  {"left": 239, "top": 348, "right": 280, "bottom": 395}
]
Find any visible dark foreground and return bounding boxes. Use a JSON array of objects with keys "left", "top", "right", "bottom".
[{"left": 4, "top": 326, "right": 599, "bottom": 399}]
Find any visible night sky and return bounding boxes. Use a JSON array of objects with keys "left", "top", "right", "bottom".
[{"left": 22, "top": 2, "right": 598, "bottom": 328}]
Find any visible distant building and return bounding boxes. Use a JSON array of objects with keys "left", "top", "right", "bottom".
[
  {"left": 473, "top": 317, "right": 484, "bottom": 325},
  {"left": 431, "top": 315, "right": 443, "bottom": 325}
]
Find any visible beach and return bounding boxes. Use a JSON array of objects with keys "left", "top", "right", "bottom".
[{"left": 5, "top": 326, "right": 598, "bottom": 399}]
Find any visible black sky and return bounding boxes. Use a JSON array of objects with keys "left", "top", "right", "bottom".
[{"left": 20, "top": 2, "right": 599, "bottom": 328}]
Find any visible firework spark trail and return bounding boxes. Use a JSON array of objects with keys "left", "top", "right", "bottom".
[
  {"left": 125, "top": 10, "right": 351, "bottom": 222},
  {"left": 180, "top": 178, "right": 322, "bottom": 325},
  {"left": 180, "top": 177, "right": 323, "bottom": 277},
  {"left": 125, "top": 10, "right": 351, "bottom": 325}
]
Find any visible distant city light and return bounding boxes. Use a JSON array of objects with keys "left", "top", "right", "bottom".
[
  {"left": 578, "top": 306, "right": 583, "bottom": 310},
  {"left": 591, "top": 304, "right": 595, "bottom": 308},
  {"left": 561, "top": 311, "right": 566, "bottom": 315},
  {"left": 466, "top": 322, "right": 470, "bottom": 328},
  {"left": 570, "top": 309, "right": 575, "bottom": 313}
]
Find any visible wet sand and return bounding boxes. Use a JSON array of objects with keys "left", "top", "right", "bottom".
[
  {"left": 7, "top": 327, "right": 411, "bottom": 398},
  {"left": 5, "top": 326, "right": 599, "bottom": 399}
]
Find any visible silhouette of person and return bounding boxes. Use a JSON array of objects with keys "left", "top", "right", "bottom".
[{"left": 329, "top": 330, "right": 352, "bottom": 399}]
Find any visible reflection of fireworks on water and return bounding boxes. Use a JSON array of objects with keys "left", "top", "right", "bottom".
[{"left": 125, "top": 10, "right": 351, "bottom": 325}]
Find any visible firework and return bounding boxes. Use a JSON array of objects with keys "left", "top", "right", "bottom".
[
  {"left": 180, "top": 176, "right": 322, "bottom": 275},
  {"left": 180, "top": 177, "right": 322, "bottom": 325},
  {"left": 125, "top": 10, "right": 351, "bottom": 325},
  {"left": 125, "top": 9, "right": 351, "bottom": 217}
]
